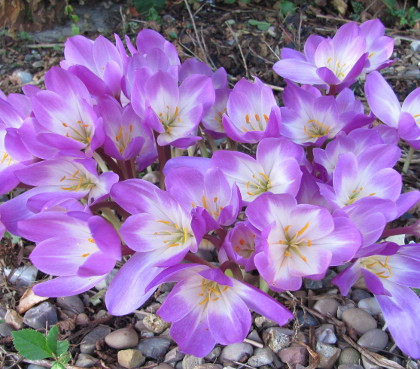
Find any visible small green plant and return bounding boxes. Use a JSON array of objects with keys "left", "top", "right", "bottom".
[
  {"left": 277, "top": 0, "right": 296, "bottom": 18},
  {"left": 64, "top": 3, "right": 80, "bottom": 35},
  {"left": 248, "top": 19, "right": 271, "bottom": 31},
  {"left": 12, "top": 325, "right": 70, "bottom": 369},
  {"left": 350, "top": 1, "right": 364, "bottom": 21},
  {"left": 381, "top": 0, "right": 420, "bottom": 28},
  {"left": 134, "top": 0, "right": 166, "bottom": 23}
]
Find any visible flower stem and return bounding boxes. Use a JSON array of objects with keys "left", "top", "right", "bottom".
[
  {"left": 154, "top": 131, "right": 172, "bottom": 190},
  {"left": 184, "top": 252, "right": 214, "bottom": 268},
  {"left": 402, "top": 146, "right": 415, "bottom": 173}
]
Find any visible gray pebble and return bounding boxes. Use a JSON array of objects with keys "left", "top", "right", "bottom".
[
  {"left": 278, "top": 346, "right": 307, "bottom": 366},
  {"left": 357, "top": 298, "right": 381, "bottom": 315},
  {"left": 105, "top": 327, "right": 139, "bottom": 349},
  {"left": 262, "top": 327, "right": 293, "bottom": 352},
  {"left": 247, "top": 347, "right": 275, "bottom": 367},
  {"left": 297, "top": 309, "right": 318, "bottom": 327},
  {"left": 118, "top": 349, "right": 145, "bottom": 368},
  {"left": 248, "top": 329, "right": 263, "bottom": 343},
  {"left": 165, "top": 346, "right": 184, "bottom": 363},
  {"left": 4, "top": 265, "right": 38, "bottom": 287},
  {"left": 316, "top": 342, "right": 341, "bottom": 369},
  {"left": 27, "top": 365, "right": 47, "bottom": 369},
  {"left": 0, "top": 323, "right": 15, "bottom": 337},
  {"left": 304, "top": 278, "right": 323, "bottom": 289},
  {"left": 351, "top": 289, "right": 371, "bottom": 302},
  {"left": 137, "top": 337, "right": 171, "bottom": 360},
  {"left": 182, "top": 354, "right": 204, "bottom": 369},
  {"left": 357, "top": 329, "right": 388, "bottom": 351},
  {"left": 342, "top": 308, "right": 377, "bottom": 335},
  {"left": 13, "top": 71, "right": 33, "bottom": 85},
  {"left": 362, "top": 356, "right": 382, "bottom": 369},
  {"left": 155, "top": 364, "right": 173, "bottom": 369},
  {"left": 32, "top": 61, "right": 44, "bottom": 68},
  {"left": 220, "top": 342, "right": 253, "bottom": 364},
  {"left": 194, "top": 365, "right": 222, "bottom": 369},
  {"left": 314, "top": 298, "right": 340, "bottom": 316},
  {"left": 75, "top": 353, "right": 99, "bottom": 368},
  {"left": 143, "top": 313, "right": 169, "bottom": 334},
  {"left": 339, "top": 347, "right": 360, "bottom": 365},
  {"left": 337, "top": 302, "right": 356, "bottom": 319},
  {"left": 411, "top": 40, "right": 420, "bottom": 52},
  {"left": 338, "top": 365, "right": 364, "bottom": 369},
  {"left": 23, "top": 302, "right": 57, "bottom": 330},
  {"left": 322, "top": 270, "right": 337, "bottom": 288},
  {"left": 205, "top": 346, "right": 221, "bottom": 361},
  {"left": 80, "top": 325, "right": 111, "bottom": 354},
  {"left": 254, "top": 316, "right": 278, "bottom": 328},
  {"left": 315, "top": 324, "right": 337, "bottom": 344},
  {"left": 56, "top": 296, "right": 85, "bottom": 315}
]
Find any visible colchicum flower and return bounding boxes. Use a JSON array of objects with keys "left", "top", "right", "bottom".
[
  {"left": 333, "top": 242, "right": 420, "bottom": 359},
  {"left": 148, "top": 264, "right": 293, "bottom": 357}
]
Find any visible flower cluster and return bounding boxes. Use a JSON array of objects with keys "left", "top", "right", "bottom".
[{"left": 0, "top": 19, "right": 419, "bottom": 358}]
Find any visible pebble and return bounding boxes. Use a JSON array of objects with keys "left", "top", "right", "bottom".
[
  {"left": 136, "top": 337, "right": 171, "bottom": 360},
  {"left": 338, "top": 365, "right": 364, "bottom": 369},
  {"left": 337, "top": 302, "right": 356, "bottom": 319},
  {"left": 143, "top": 313, "right": 170, "bottom": 334},
  {"left": 76, "top": 313, "right": 90, "bottom": 325},
  {"left": 219, "top": 342, "right": 253, "bottom": 364},
  {"left": 247, "top": 347, "right": 275, "bottom": 367},
  {"left": 182, "top": 354, "right": 204, "bottom": 369},
  {"left": 296, "top": 309, "right": 319, "bottom": 327},
  {"left": 205, "top": 346, "right": 221, "bottom": 361},
  {"left": 105, "top": 327, "right": 139, "bottom": 349},
  {"left": 194, "top": 365, "right": 222, "bottom": 369},
  {"left": 32, "top": 60, "right": 44, "bottom": 68},
  {"left": 278, "top": 346, "right": 307, "bottom": 366},
  {"left": 316, "top": 342, "right": 341, "bottom": 369},
  {"left": 342, "top": 308, "right": 377, "bottom": 335},
  {"left": 4, "top": 265, "right": 38, "bottom": 287},
  {"left": 314, "top": 298, "right": 340, "bottom": 316},
  {"left": 254, "top": 316, "right": 278, "bottom": 328},
  {"left": 0, "top": 323, "right": 15, "bottom": 337},
  {"left": 75, "top": 353, "right": 99, "bottom": 368},
  {"left": 304, "top": 278, "right": 323, "bottom": 289},
  {"left": 80, "top": 325, "right": 111, "bottom": 354},
  {"left": 155, "top": 364, "right": 173, "bottom": 369},
  {"left": 339, "top": 347, "right": 360, "bottom": 365},
  {"left": 248, "top": 329, "right": 263, "bottom": 343},
  {"left": 118, "top": 349, "right": 145, "bottom": 368},
  {"left": 361, "top": 356, "right": 382, "bottom": 369},
  {"left": 23, "top": 302, "right": 57, "bottom": 330},
  {"left": 27, "top": 365, "right": 47, "bottom": 369},
  {"left": 357, "top": 298, "right": 381, "bottom": 315},
  {"left": 411, "top": 40, "right": 420, "bottom": 52},
  {"left": 351, "top": 289, "right": 371, "bottom": 302},
  {"left": 315, "top": 324, "right": 337, "bottom": 344},
  {"left": 357, "top": 329, "right": 388, "bottom": 351},
  {"left": 13, "top": 70, "right": 33, "bottom": 85},
  {"left": 262, "top": 327, "right": 293, "bottom": 352},
  {"left": 56, "top": 296, "right": 85, "bottom": 315},
  {"left": 165, "top": 346, "right": 184, "bottom": 363}
]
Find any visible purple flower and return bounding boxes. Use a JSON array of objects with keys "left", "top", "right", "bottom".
[
  {"left": 281, "top": 82, "right": 372, "bottom": 145},
  {"left": 365, "top": 71, "right": 420, "bottom": 149},
  {"left": 18, "top": 211, "right": 121, "bottom": 296},
  {"left": 131, "top": 70, "right": 215, "bottom": 148},
  {"left": 212, "top": 137, "right": 304, "bottom": 203},
  {"left": 333, "top": 242, "right": 420, "bottom": 359},
  {"left": 246, "top": 193, "right": 361, "bottom": 290},
  {"left": 147, "top": 264, "right": 293, "bottom": 356},
  {"left": 165, "top": 166, "right": 241, "bottom": 228},
  {"left": 274, "top": 23, "right": 368, "bottom": 91},
  {"left": 222, "top": 77, "right": 281, "bottom": 143}
]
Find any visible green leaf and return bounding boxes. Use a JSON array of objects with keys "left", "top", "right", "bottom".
[
  {"left": 279, "top": 1, "right": 296, "bottom": 17},
  {"left": 51, "top": 362, "right": 66, "bottom": 369},
  {"left": 247, "top": 19, "right": 271, "bottom": 31},
  {"left": 134, "top": 0, "right": 166, "bottom": 13},
  {"left": 12, "top": 329, "right": 53, "bottom": 360},
  {"left": 56, "top": 340, "right": 70, "bottom": 356},
  {"left": 46, "top": 326, "right": 58, "bottom": 354},
  {"left": 224, "top": 0, "right": 236, "bottom": 4}
]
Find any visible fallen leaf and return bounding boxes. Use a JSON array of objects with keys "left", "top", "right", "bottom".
[{"left": 17, "top": 288, "right": 48, "bottom": 314}]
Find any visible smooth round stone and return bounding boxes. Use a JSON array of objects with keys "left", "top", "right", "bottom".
[
  {"left": 316, "top": 342, "right": 341, "bottom": 369},
  {"left": 56, "top": 296, "right": 85, "bottom": 315},
  {"left": 296, "top": 309, "right": 318, "bottom": 327},
  {"left": 337, "top": 302, "right": 356, "bottom": 319},
  {"left": 342, "top": 308, "right": 377, "bottom": 335},
  {"left": 80, "top": 325, "right": 111, "bottom": 354},
  {"left": 143, "top": 313, "right": 169, "bottom": 334},
  {"left": 314, "top": 298, "right": 340, "bottom": 317},
  {"left": 278, "top": 346, "right": 308, "bottom": 366},
  {"left": 338, "top": 365, "right": 364, "bottom": 369},
  {"left": 220, "top": 342, "right": 253, "bottom": 364},
  {"left": 75, "top": 353, "right": 99, "bottom": 368},
  {"left": 118, "top": 349, "right": 145, "bottom": 369},
  {"left": 194, "top": 365, "right": 222, "bottom": 369},
  {"left": 23, "top": 302, "right": 58, "bottom": 330},
  {"left": 105, "top": 327, "right": 139, "bottom": 349},
  {"left": 358, "top": 298, "right": 382, "bottom": 315},
  {"left": 351, "top": 289, "right": 371, "bottom": 302},
  {"left": 182, "top": 354, "right": 204, "bottom": 369},
  {"left": 339, "top": 347, "right": 360, "bottom": 365},
  {"left": 247, "top": 347, "right": 275, "bottom": 367},
  {"left": 357, "top": 329, "right": 388, "bottom": 351},
  {"left": 136, "top": 337, "right": 171, "bottom": 360},
  {"left": 262, "top": 327, "right": 293, "bottom": 352},
  {"left": 315, "top": 324, "right": 337, "bottom": 344},
  {"left": 0, "top": 323, "right": 15, "bottom": 337}
]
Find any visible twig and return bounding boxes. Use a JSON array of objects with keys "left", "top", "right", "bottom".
[
  {"left": 243, "top": 338, "right": 264, "bottom": 348},
  {"left": 183, "top": 0, "right": 211, "bottom": 66},
  {"left": 262, "top": 39, "right": 280, "bottom": 60},
  {"left": 402, "top": 146, "right": 415, "bottom": 173},
  {"left": 4, "top": 353, "right": 83, "bottom": 369},
  {"left": 225, "top": 21, "right": 249, "bottom": 79},
  {"left": 24, "top": 43, "right": 63, "bottom": 48}
]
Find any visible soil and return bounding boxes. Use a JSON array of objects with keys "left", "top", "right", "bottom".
[{"left": 0, "top": 1, "right": 419, "bottom": 369}]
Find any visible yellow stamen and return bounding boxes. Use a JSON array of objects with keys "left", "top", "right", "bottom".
[
  {"left": 263, "top": 114, "right": 269, "bottom": 122},
  {"left": 81, "top": 253, "right": 90, "bottom": 258},
  {"left": 255, "top": 113, "right": 260, "bottom": 121},
  {"left": 297, "top": 222, "right": 310, "bottom": 237},
  {"left": 284, "top": 225, "right": 291, "bottom": 232},
  {"left": 245, "top": 114, "right": 250, "bottom": 124},
  {"left": 87, "top": 238, "right": 95, "bottom": 243}
]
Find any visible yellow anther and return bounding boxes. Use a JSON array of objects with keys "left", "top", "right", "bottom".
[
  {"left": 198, "top": 297, "right": 209, "bottom": 305},
  {"left": 116, "top": 126, "right": 123, "bottom": 141},
  {"left": 369, "top": 193, "right": 376, "bottom": 196},
  {"left": 209, "top": 287, "right": 220, "bottom": 294},
  {"left": 174, "top": 106, "right": 179, "bottom": 116},
  {"left": 284, "top": 225, "right": 291, "bottom": 232},
  {"left": 245, "top": 114, "right": 250, "bottom": 124},
  {"left": 263, "top": 114, "right": 269, "bottom": 122},
  {"left": 156, "top": 220, "right": 171, "bottom": 225},
  {"left": 255, "top": 114, "right": 260, "bottom": 121},
  {"left": 87, "top": 238, "right": 95, "bottom": 243},
  {"left": 81, "top": 253, "right": 90, "bottom": 258},
  {"left": 368, "top": 52, "right": 376, "bottom": 58},
  {"left": 129, "top": 124, "right": 133, "bottom": 132},
  {"left": 285, "top": 250, "right": 291, "bottom": 257},
  {"left": 239, "top": 239, "right": 245, "bottom": 245},
  {"left": 242, "top": 126, "right": 248, "bottom": 132},
  {"left": 202, "top": 195, "right": 208, "bottom": 209},
  {"left": 213, "top": 197, "right": 218, "bottom": 203},
  {"left": 258, "top": 172, "right": 270, "bottom": 181},
  {"left": 297, "top": 222, "right": 310, "bottom": 237},
  {"left": 71, "top": 170, "right": 80, "bottom": 178},
  {"left": 59, "top": 175, "right": 66, "bottom": 182},
  {"left": 168, "top": 243, "right": 179, "bottom": 247},
  {"left": 327, "top": 57, "right": 332, "bottom": 63},
  {"left": 307, "top": 240, "right": 312, "bottom": 247},
  {"left": 62, "top": 122, "right": 68, "bottom": 127}
]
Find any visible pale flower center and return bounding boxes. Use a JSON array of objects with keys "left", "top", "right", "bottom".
[
  {"left": 303, "top": 119, "right": 330, "bottom": 138},
  {"left": 59, "top": 169, "right": 96, "bottom": 192},
  {"left": 278, "top": 223, "right": 312, "bottom": 262},
  {"left": 62, "top": 120, "right": 92, "bottom": 145},
  {"left": 197, "top": 278, "right": 229, "bottom": 307},
  {"left": 245, "top": 172, "right": 271, "bottom": 197},
  {"left": 154, "top": 220, "right": 191, "bottom": 248},
  {"left": 360, "top": 255, "right": 393, "bottom": 279},
  {"left": 241, "top": 113, "right": 269, "bottom": 132}
]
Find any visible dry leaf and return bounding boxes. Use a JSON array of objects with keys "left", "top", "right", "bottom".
[
  {"left": 16, "top": 288, "right": 48, "bottom": 314},
  {"left": 5, "top": 309, "right": 23, "bottom": 330},
  {"left": 332, "top": 0, "right": 348, "bottom": 16}
]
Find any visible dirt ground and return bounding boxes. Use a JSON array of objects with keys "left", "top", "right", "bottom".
[{"left": 0, "top": 1, "right": 419, "bottom": 368}]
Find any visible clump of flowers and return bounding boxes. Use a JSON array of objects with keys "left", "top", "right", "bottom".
[{"left": 0, "top": 20, "right": 419, "bottom": 359}]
